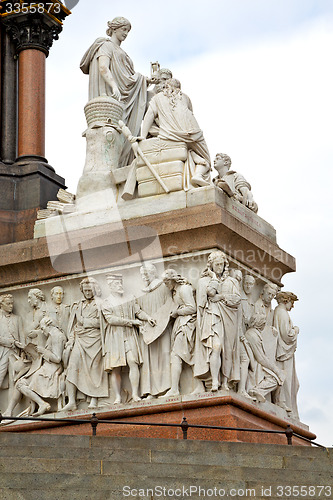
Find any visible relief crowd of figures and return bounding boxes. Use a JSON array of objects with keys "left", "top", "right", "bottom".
[{"left": 0, "top": 251, "right": 300, "bottom": 421}]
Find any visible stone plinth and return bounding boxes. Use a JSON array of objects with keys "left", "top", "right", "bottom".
[
  {"left": 0, "top": 188, "right": 301, "bottom": 442},
  {"left": 1, "top": 392, "right": 315, "bottom": 446}
]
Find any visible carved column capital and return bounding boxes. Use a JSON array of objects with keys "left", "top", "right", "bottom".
[{"left": 1, "top": 1, "right": 70, "bottom": 56}]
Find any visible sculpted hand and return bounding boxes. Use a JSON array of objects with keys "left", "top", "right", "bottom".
[
  {"left": 131, "top": 319, "right": 143, "bottom": 327},
  {"left": 111, "top": 84, "right": 121, "bottom": 100},
  {"left": 148, "top": 318, "right": 156, "bottom": 327},
  {"left": 27, "top": 330, "right": 38, "bottom": 339},
  {"left": 37, "top": 347, "right": 45, "bottom": 355}
]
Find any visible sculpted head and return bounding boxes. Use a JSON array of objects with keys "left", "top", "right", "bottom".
[
  {"left": 28, "top": 289, "right": 45, "bottom": 308},
  {"left": 155, "top": 68, "right": 173, "bottom": 93},
  {"left": 40, "top": 316, "right": 54, "bottom": 334},
  {"left": 106, "top": 17, "right": 131, "bottom": 39},
  {"left": 276, "top": 291, "right": 298, "bottom": 311},
  {"left": 214, "top": 153, "right": 231, "bottom": 178},
  {"left": 260, "top": 283, "right": 278, "bottom": 306},
  {"left": 79, "top": 277, "right": 101, "bottom": 300},
  {"left": 0, "top": 294, "right": 14, "bottom": 314},
  {"left": 106, "top": 273, "right": 124, "bottom": 296},
  {"left": 162, "top": 269, "right": 188, "bottom": 290},
  {"left": 249, "top": 313, "right": 266, "bottom": 331},
  {"left": 230, "top": 269, "right": 242, "bottom": 283},
  {"left": 140, "top": 263, "right": 158, "bottom": 286},
  {"left": 51, "top": 286, "right": 64, "bottom": 305},
  {"left": 243, "top": 275, "right": 255, "bottom": 295},
  {"left": 206, "top": 250, "right": 229, "bottom": 278}
]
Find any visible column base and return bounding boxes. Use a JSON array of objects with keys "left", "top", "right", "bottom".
[{"left": 0, "top": 161, "right": 66, "bottom": 244}]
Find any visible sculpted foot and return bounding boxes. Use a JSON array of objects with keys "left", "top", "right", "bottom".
[
  {"left": 221, "top": 384, "right": 229, "bottom": 391},
  {"left": 113, "top": 396, "right": 121, "bottom": 404},
  {"left": 249, "top": 389, "right": 265, "bottom": 403},
  {"left": 164, "top": 389, "right": 180, "bottom": 397},
  {"left": 61, "top": 402, "right": 77, "bottom": 412},
  {"left": 238, "top": 390, "right": 255, "bottom": 401},
  {"left": 33, "top": 403, "right": 51, "bottom": 416},
  {"left": 88, "top": 397, "right": 98, "bottom": 409},
  {"left": 276, "top": 401, "right": 291, "bottom": 412},
  {"left": 132, "top": 395, "right": 141, "bottom": 402},
  {"left": 211, "top": 382, "right": 219, "bottom": 392}
]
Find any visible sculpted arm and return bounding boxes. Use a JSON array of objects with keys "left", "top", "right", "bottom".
[
  {"left": 98, "top": 55, "right": 121, "bottom": 100},
  {"left": 274, "top": 309, "right": 298, "bottom": 344},
  {"left": 39, "top": 335, "right": 65, "bottom": 364},
  {"left": 246, "top": 332, "right": 278, "bottom": 373},
  {"left": 141, "top": 105, "right": 157, "bottom": 139},
  {"left": 102, "top": 307, "right": 135, "bottom": 327},
  {"left": 176, "top": 285, "right": 196, "bottom": 316}
]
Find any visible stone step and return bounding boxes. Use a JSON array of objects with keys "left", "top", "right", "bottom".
[
  {"left": 0, "top": 458, "right": 331, "bottom": 483},
  {"left": 1, "top": 443, "right": 330, "bottom": 471},
  {"left": 0, "top": 433, "right": 329, "bottom": 459}
]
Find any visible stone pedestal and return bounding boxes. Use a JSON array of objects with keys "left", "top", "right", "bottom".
[
  {"left": 0, "top": 187, "right": 308, "bottom": 445},
  {"left": 1, "top": 393, "right": 315, "bottom": 446}
]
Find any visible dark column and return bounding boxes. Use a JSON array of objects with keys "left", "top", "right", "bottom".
[
  {"left": 0, "top": 2, "right": 71, "bottom": 243},
  {"left": 17, "top": 48, "right": 46, "bottom": 160},
  {"left": 0, "top": 26, "right": 17, "bottom": 163}
]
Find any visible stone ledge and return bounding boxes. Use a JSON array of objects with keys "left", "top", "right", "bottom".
[{"left": 0, "top": 392, "right": 314, "bottom": 445}]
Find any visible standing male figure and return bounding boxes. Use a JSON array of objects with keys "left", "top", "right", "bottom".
[
  {"left": 162, "top": 269, "right": 200, "bottom": 397},
  {"left": 0, "top": 294, "right": 24, "bottom": 390},
  {"left": 137, "top": 263, "right": 172, "bottom": 398},
  {"left": 49, "top": 286, "right": 70, "bottom": 336},
  {"left": 238, "top": 274, "right": 256, "bottom": 398},
  {"left": 273, "top": 291, "right": 300, "bottom": 418},
  {"left": 62, "top": 278, "right": 108, "bottom": 411},
  {"left": 102, "top": 274, "right": 156, "bottom": 404}
]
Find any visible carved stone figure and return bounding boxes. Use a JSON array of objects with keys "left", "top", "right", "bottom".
[
  {"left": 162, "top": 270, "right": 201, "bottom": 397},
  {"left": 62, "top": 278, "right": 108, "bottom": 411},
  {"left": 4, "top": 317, "right": 66, "bottom": 417},
  {"left": 195, "top": 251, "right": 241, "bottom": 391},
  {"left": 0, "top": 294, "right": 24, "bottom": 389},
  {"left": 137, "top": 263, "right": 172, "bottom": 398},
  {"left": 273, "top": 291, "right": 300, "bottom": 418},
  {"left": 101, "top": 274, "right": 156, "bottom": 403},
  {"left": 49, "top": 286, "right": 70, "bottom": 336},
  {"left": 80, "top": 17, "right": 148, "bottom": 167},
  {"left": 213, "top": 154, "right": 258, "bottom": 213},
  {"left": 149, "top": 68, "right": 173, "bottom": 99},
  {"left": 26, "top": 289, "right": 48, "bottom": 347},
  {"left": 238, "top": 274, "right": 256, "bottom": 398},
  {"left": 141, "top": 78, "right": 211, "bottom": 188},
  {"left": 242, "top": 313, "right": 284, "bottom": 403}
]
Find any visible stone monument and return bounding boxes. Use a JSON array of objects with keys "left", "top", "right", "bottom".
[{"left": 0, "top": 14, "right": 315, "bottom": 445}]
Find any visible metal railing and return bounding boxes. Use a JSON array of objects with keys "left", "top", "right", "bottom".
[{"left": 0, "top": 412, "right": 325, "bottom": 448}]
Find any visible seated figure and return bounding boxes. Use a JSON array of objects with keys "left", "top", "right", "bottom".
[
  {"left": 213, "top": 153, "right": 258, "bottom": 213},
  {"left": 4, "top": 317, "right": 66, "bottom": 417},
  {"left": 242, "top": 313, "right": 284, "bottom": 403},
  {"left": 140, "top": 78, "right": 211, "bottom": 190}
]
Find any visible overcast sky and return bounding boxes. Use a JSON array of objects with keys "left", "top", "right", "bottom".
[{"left": 46, "top": 0, "right": 333, "bottom": 446}]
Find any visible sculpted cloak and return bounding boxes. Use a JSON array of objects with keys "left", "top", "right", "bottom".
[
  {"left": 137, "top": 280, "right": 172, "bottom": 396},
  {"left": 273, "top": 304, "right": 299, "bottom": 418},
  {"left": 80, "top": 38, "right": 147, "bottom": 167},
  {"left": 194, "top": 274, "right": 241, "bottom": 384},
  {"left": 66, "top": 298, "right": 108, "bottom": 398}
]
